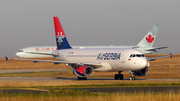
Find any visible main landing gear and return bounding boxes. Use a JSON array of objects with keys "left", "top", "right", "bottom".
[
  {"left": 114, "top": 71, "right": 124, "bottom": 80},
  {"left": 129, "top": 71, "right": 135, "bottom": 81},
  {"left": 78, "top": 77, "right": 87, "bottom": 80}
]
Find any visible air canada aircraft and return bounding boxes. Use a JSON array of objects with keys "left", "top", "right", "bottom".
[
  {"left": 16, "top": 25, "right": 169, "bottom": 58},
  {"left": 6, "top": 17, "right": 172, "bottom": 80}
]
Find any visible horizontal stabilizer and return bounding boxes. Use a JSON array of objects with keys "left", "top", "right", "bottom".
[
  {"left": 146, "top": 46, "right": 170, "bottom": 51},
  {"left": 131, "top": 46, "right": 140, "bottom": 49},
  {"left": 147, "top": 53, "right": 172, "bottom": 61},
  {"left": 5, "top": 56, "right": 8, "bottom": 61}
]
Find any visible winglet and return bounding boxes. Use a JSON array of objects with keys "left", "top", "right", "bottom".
[
  {"left": 5, "top": 56, "right": 8, "bottom": 62},
  {"left": 170, "top": 53, "right": 173, "bottom": 58}
]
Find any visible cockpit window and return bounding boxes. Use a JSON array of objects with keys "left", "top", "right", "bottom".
[
  {"left": 18, "top": 50, "right": 23, "bottom": 52},
  {"left": 133, "top": 54, "right": 135, "bottom": 57},
  {"left": 130, "top": 54, "right": 145, "bottom": 58}
]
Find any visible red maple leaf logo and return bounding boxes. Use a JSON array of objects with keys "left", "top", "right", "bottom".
[{"left": 146, "top": 34, "right": 154, "bottom": 43}]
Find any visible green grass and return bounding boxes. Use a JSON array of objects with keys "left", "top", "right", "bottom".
[
  {"left": 38, "top": 83, "right": 180, "bottom": 88},
  {"left": 49, "top": 88, "right": 91, "bottom": 95},
  {"left": 1, "top": 82, "right": 180, "bottom": 89},
  {"left": 7, "top": 82, "right": 180, "bottom": 89}
]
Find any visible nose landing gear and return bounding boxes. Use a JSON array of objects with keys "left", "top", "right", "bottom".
[
  {"left": 130, "top": 76, "right": 135, "bottom": 80},
  {"left": 129, "top": 71, "right": 135, "bottom": 81}
]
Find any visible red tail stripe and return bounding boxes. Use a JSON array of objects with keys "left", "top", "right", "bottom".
[{"left": 53, "top": 17, "right": 65, "bottom": 37}]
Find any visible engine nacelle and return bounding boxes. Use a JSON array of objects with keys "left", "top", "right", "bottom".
[
  {"left": 73, "top": 66, "right": 94, "bottom": 77},
  {"left": 131, "top": 66, "right": 149, "bottom": 76}
]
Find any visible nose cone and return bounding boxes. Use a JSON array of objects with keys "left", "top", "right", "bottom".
[
  {"left": 141, "top": 58, "right": 148, "bottom": 67},
  {"left": 16, "top": 52, "right": 21, "bottom": 57},
  {"left": 131, "top": 58, "right": 148, "bottom": 70},
  {"left": 139, "top": 58, "right": 148, "bottom": 69}
]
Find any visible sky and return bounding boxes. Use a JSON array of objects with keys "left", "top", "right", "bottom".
[{"left": 0, "top": 0, "right": 180, "bottom": 57}]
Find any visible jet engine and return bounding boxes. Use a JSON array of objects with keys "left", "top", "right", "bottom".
[
  {"left": 73, "top": 66, "right": 94, "bottom": 77},
  {"left": 131, "top": 66, "right": 149, "bottom": 76}
]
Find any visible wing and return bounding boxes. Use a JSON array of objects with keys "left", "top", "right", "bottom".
[
  {"left": 146, "top": 46, "right": 170, "bottom": 51},
  {"left": 147, "top": 53, "right": 172, "bottom": 61},
  {"left": 5, "top": 56, "right": 102, "bottom": 68},
  {"left": 25, "top": 52, "right": 59, "bottom": 57}
]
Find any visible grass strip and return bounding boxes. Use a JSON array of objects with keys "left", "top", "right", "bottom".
[
  {"left": 4, "top": 82, "right": 179, "bottom": 89},
  {"left": 0, "top": 91, "right": 179, "bottom": 101}
]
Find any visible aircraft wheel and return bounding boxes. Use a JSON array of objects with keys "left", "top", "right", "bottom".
[
  {"left": 130, "top": 76, "right": 135, "bottom": 81},
  {"left": 83, "top": 77, "right": 87, "bottom": 80},
  {"left": 114, "top": 74, "right": 119, "bottom": 80},
  {"left": 119, "top": 74, "right": 124, "bottom": 80},
  {"left": 132, "top": 76, "right": 135, "bottom": 81},
  {"left": 130, "top": 76, "right": 132, "bottom": 80},
  {"left": 78, "top": 77, "right": 82, "bottom": 80},
  {"left": 78, "top": 77, "right": 87, "bottom": 80}
]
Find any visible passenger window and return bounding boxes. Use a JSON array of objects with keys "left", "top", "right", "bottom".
[
  {"left": 141, "top": 54, "right": 145, "bottom": 57},
  {"left": 130, "top": 54, "right": 145, "bottom": 58},
  {"left": 136, "top": 54, "right": 141, "bottom": 57}
]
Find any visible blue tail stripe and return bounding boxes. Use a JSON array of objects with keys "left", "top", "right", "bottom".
[{"left": 56, "top": 37, "right": 72, "bottom": 49}]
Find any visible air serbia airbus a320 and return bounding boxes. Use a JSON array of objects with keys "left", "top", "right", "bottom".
[{"left": 5, "top": 17, "right": 172, "bottom": 80}]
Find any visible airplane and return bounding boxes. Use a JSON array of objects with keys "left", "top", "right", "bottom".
[
  {"left": 6, "top": 17, "right": 172, "bottom": 80},
  {"left": 15, "top": 25, "right": 169, "bottom": 58}
]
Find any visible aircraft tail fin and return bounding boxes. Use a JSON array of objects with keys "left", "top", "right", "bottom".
[
  {"left": 53, "top": 17, "right": 72, "bottom": 50},
  {"left": 137, "top": 25, "right": 159, "bottom": 47}
]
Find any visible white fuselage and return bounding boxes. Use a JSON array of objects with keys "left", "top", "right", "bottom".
[
  {"left": 16, "top": 46, "right": 156, "bottom": 58},
  {"left": 52, "top": 48, "right": 148, "bottom": 71}
]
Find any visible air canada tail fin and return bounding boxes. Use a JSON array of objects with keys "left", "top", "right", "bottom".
[
  {"left": 137, "top": 25, "right": 159, "bottom": 47},
  {"left": 53, "top": 17, "right": 72, "bottom": 50}
]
